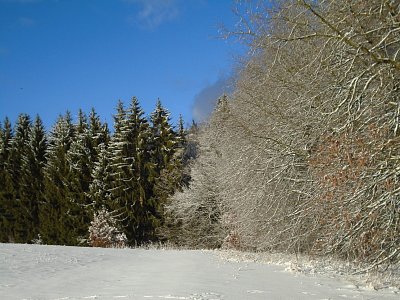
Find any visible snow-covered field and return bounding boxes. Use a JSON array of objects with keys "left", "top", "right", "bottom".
[{"left": 0, "top": 243, "right": 398, "bottom": 300}]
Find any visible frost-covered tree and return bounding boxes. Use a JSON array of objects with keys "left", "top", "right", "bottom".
[
  {"left": 88, "top": 143, "right": 113, "bottom": 212},
  {"left": 19, "top": 115, "right": 47, "bottom": 242},
  {"left": 65, "top": 110, "right": 93, "bottom": 243},
  {"left": 8, "top": 114, "right": 31, "bottom": 193},
  {"left": 6, "top": 114, "right": 32, "bottom": 242},
  {"left": 88, "top": 208, "right": 127, "bottom": 248},
  {"left": 107, "top": 98, "right": 156, "bottom": 244},
  {"left": 40, "top": 112, "right": 77, "bottom": 245},
  {"left": 149, "top": 99, "right": 177, "bottom": 174},
  {"left": 163, "top": 121, "right": 224, "bottom": 249},
  {"left": 164, "top": 0, "right": 400, "bottom": 268},
  {"left": 88, "top": 108, "right": 110, "bottom": 159},
  {"left": 149, "top": 101, "right": 180, "bottom": 208},
  {"left": 0, "top": 117, "right": 13, "bottom": 242}
]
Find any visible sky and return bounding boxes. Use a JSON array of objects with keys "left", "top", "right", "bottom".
[{"left": 0, "top": 0, "right": 245, "bottom": 130}]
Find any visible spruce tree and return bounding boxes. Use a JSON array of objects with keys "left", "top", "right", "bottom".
[
  {"left": 65, "top": 109, "right": 111, "bottom": 244},
  {"left": 7, "top": 114, "right": 32, "bottom": 242},
  {"left": 88, "top": 143, "right": 113, "bottom": 212},
  {"left": 124, "top": 97, "right": 154, "bottom": 242},
  {"left": 0, "top": 117, "right": 13, "bottom": 242},
  {"left": 177, "top": 114, "right": 186, "bottom": 146},
  {"left": 150, "top": 99, "right": 177, "bottom": 173},
  {"left": 107, "top": 100, "right": 131, "bottom": 240},
  {"left": 87, "top": 108, "right": 112, "bottom": 212},
  {"left": 107, "top": 98, "right": 155, "bottom": 244},
  {"left": 88, "top": 107, "right": 110, "bottom": 150},
  {"left": 20, "top": 115, "right": 47, "bottom": 242},
  {"left": 149, "top": 100, "right": 182, "bottom": 230},
  {"left": 41, "top": 112, "right": 76, "bottom": 245},
  {"left": 65, "top": 110, "right": 92, "bottom": 243}
]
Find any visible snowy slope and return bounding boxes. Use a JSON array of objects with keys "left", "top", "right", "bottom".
[{"left": 0, "top": 243, "right": 398, "bottom": 300}]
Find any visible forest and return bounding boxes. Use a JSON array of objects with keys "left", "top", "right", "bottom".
[
  {"left": 1, "top": 0, "right": 399, "bottom": 272},
  {"left": 0, "top": 98, "right": 191, "bottom": 247}
]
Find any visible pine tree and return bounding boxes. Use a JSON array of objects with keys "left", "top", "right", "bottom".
[
  {"left": 88, "top": 107, "right": 110, "bottom": 162},
  {"left": 150, "top": 99, "right": 177, "bottom": 173},
  {"left": 8, "top": 114, "right": 31, "bottom": 193},
  {"left": 40, "top": 112, "right": 76, "bottom": 245},
  {"left": 107, "top": 100, "right": 132, "bottom": 241},
  {"left": 124, "top": 97, "right": 155, "bottom": 242},
  {"left": 65, "top": 110, "right": 92, "bottom": 243},
  {"left": 87, "top": 108, "right": 112, "bottom": 211},
  {"left": 177, "top": 114, "right": 186, "bottom": 146},
  {"left": 20, "top": 115, "right": 47, "bottom": 242},
  {"left": 65, "top": 109, "right": 111, "bottom": 245},
  {"left": 149, "top": 100, "right": 183, "bottom": 233},
  {"left": 88, "top": 208, "right": 127, "bottom": 248},
  {"left": 107, "top": 100, "right": 127, "bottom": 210},
  {"left": 7, "top": 114, "right": 32, "bottom": 242},
  {"left": 107, "top": 98, "right": 155, "bottom": 244},
  {"left": 88, "top": 143, "right": 113, "bottom": 212},
  {"left": 0, "top": 117, "right": 13, "bottom": 242}
]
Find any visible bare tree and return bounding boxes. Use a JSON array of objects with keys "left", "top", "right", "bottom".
[{"left": 166, "top": 0, "right": 400, "bottom": 268}]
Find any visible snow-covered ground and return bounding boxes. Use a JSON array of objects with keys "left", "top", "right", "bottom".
[{"left": 0, "top": 243, "right": 398, "bottom": 300}]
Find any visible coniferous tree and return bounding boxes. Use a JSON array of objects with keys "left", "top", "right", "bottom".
[
  {"left": 107, "top": 100, "right": 127, "bottom": 209},
  {"left": 0, "top": 117, "right": 13, "bottom": 242},
  {"left": 71, "top": 109, "right": 111, "bottom": 245},
  {"left": 107, "top": 100, "right": 133, "bottom": 241},
  {"left": 177, "top": 114, "right": 186, "bottom": 146},
  {"left": 88, "top": 208, "right": 127, "bottom": 248},
  {"left": 0, "top": 100, "right": 186, "bottom": 246},
  {"left": 7, "top": 114, "right": 32, "bottom": 242},
  {"left": 88, "top": 108, "right": 110, "bottom": 160},
  {"left": 124, "top": 97, "right": 155, "bottom": 242},
  {"left": 149, "top": 99, "right": 177, "bottom": 174},
  {"left": 65, "top": 110, "right": 93, "bottom": 243},
  {"left": 107, "top": 98, "right": 155, "bottom": 244},
  {"left": 40, "top": 112, "right": 76, "bottom": 245},
  {"left": 87, "top": 107, "right": 112, "bottom": 212},
  {"left": 19, "top": 115, "right": 47, "bottom": 242},
  {"left": 149, "top": 100, "right": 182, "bottom": 230},
  {"left": 88, "top": 143, "right": 113, "bottom": 212}
]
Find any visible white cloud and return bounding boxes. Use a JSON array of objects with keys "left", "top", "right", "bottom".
[
  {"left": 192, "top": 76, "right": 234, "bottom": 123},
  {"left": 126, "top": 0, "right": 180, "bottom": 29}
]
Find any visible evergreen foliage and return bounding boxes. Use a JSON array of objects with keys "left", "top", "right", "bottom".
[
  {"left": 19, "top": 115, "right": 47, "bottom": 243},
  {"left": 0, "top": 117, "right": 13, "bottom": 242},
  {"left": 88, "top": 208, "right": 127, "bottom": 248},
  {"left": 6, "top": 114, "right": 32, "bottom": 242},
  {"left": 0, "top": 98, "right": 186, "bottom": 247},
  {"left": 40, "top": 112, "right": 77, "bottom": 245}
]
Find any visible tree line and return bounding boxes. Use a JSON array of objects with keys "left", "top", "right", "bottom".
[
  {"left": 0, "top": 97, "right": 191, "bottom": 246},
  {"left": 163, "top": 0, "right": 400, "bottom": 270}
]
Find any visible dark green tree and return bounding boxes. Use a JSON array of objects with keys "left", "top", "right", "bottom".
[
  {"left": 88, "top": 143, "right": 113, "bottom": 212},
  {"left": 66, "top": 108, "right": 111, "bottom": 244},
  {"left": 19, "top": 115, "right": 47, "bottom": 242},
  {"left": 40, "top": 112, "right": 76, "bottom": 245},
  {"left": 149, "top": 100, "right": 182, "bottom": 225},
  {"left": 0, "top": 117, "right": 13, "bottom": 242},
  {"left": 107, "top": 98, "right": 155, "bottom": 244},
  {"left": 7, "top": 114, "right": 32, "bottom": 242},
  {"left": 65, "top": 110, "right": 92, "bottom": 244},
  {"left": 149, "top": 99, "right": 177, "bottom": 174}
]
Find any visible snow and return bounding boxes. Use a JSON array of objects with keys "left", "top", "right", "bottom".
[{"left": 0, "top": 244, "right": 398, "bottom": 300}]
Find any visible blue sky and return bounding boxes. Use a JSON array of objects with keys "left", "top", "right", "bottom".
[{"left": 0, "top": 0, "right": 244, "bottom": 130}]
